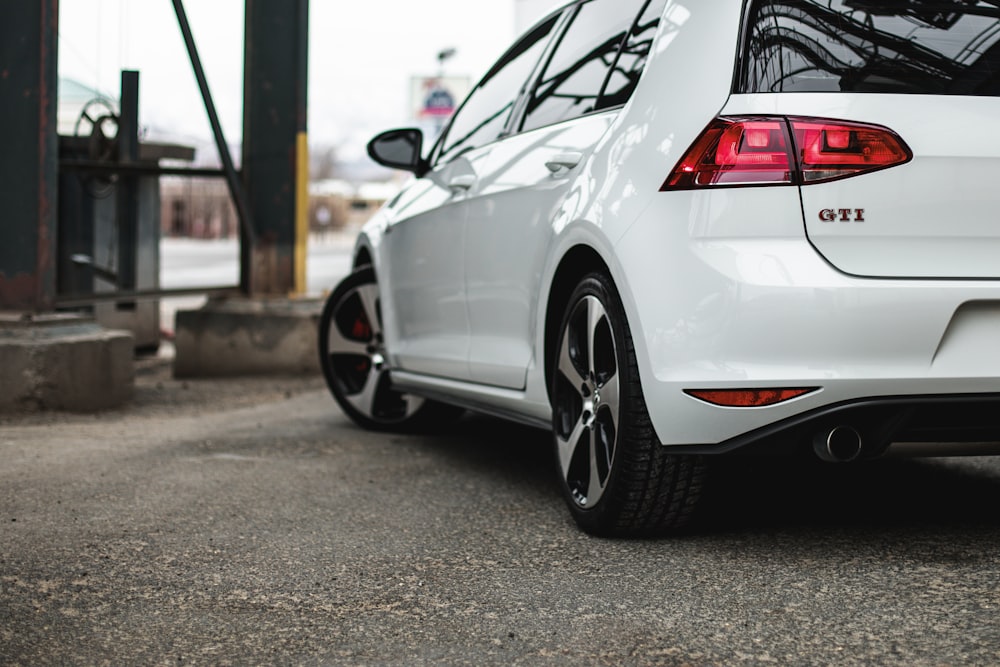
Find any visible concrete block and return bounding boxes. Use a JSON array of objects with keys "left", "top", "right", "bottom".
[
  {"left": 0, "top": 313, "right": 134, "bottom": 412},
  {"left": 173, "top": 297, "right": 322, "bottom": 378}
]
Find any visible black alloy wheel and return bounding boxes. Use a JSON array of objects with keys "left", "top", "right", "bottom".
[
  {"left": 319, "top": 266, "right": 458, "bottom": 431},
  {"left": 551, "top": 272, "right": 707, "bottom": 536}
]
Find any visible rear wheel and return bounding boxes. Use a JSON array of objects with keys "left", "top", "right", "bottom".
[
  {"left": 319, "top": 267, "right": 460, "bottom": 431},
  {"left": 551, "top": 272, "right": 707, "bottom": 536}
]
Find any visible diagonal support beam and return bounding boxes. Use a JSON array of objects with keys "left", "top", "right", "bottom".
[{"left": 171, "top": 0, "right": 257, "bottom": 292}]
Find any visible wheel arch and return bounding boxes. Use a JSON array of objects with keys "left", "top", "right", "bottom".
[
  {"left": 544, "top": 245, "right": 612, "bottom": 401},
  {"left": 352, "top": 245, "right": 373, "bottom": 271}
]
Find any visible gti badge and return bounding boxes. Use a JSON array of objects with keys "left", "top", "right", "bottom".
[{"left": 819, "top": 208, "right": 865, "bottom": 222}]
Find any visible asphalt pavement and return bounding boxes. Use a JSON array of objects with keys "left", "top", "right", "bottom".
[{"left": 3, "top": 360, "right": 1000, "bottom": 665}]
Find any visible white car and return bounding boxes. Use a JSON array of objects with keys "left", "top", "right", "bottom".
[{"left": 319, "top": 0, "right": 1000, "bottom": 536}]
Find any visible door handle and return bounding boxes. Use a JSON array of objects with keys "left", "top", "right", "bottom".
[
  {"left": 545, "top": 152, "right": 582, "bottom": 173},
  {"left": 448, "top": 174, "right": 476, "bottom": 191}
]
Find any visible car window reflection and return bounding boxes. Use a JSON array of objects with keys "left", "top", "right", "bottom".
[
  {"left": 436, "top": 16, "right": 559, "bottom": 164},
  {"left": 742, "top": 0, "right": 1000, "bottom": 95},
  {"left": 598, "top": 0, "right": 668, "bottom": 109},
  {"left": 521, "top": 0, "right": 646, "bottom": 133}
]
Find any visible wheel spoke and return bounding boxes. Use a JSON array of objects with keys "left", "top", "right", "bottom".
[
  {"left": 325, "top": 317, "right": 369, "bottom": 356},
  {"left": 356, "top": 283, "right": 382, "bottom": 338},
  {"left": 557, "top": 326, "right": 586, "bottom": 387},
  {"left": 586, "top": 434, "right": 605, "bottom": 507},
  {"left": 556, "top": 414, "right": 588, "bottom": 479},
  {"left": 344, "top": 364, "right": 385, "bottom": 417},
  {"left": 586, "top": 297, "right": 605, "bottom": 381},
  {"left": 398, "top": 393, "right": 420, "bottom": 418},
  {"left": 599, "top": 371, "right": 620, "bottom": 434}
]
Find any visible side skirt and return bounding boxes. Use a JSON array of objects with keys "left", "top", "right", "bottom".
[{"left": 390, "top": 370, "right": 552, "bottom": 431}]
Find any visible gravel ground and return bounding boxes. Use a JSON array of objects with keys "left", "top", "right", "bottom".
[{"left": 3, "top": 363, "right": 1000, "bottom": 665}]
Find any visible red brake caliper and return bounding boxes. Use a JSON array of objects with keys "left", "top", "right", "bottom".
[{"left": 352, "top": 315, "right": 372, "bottom": 373}]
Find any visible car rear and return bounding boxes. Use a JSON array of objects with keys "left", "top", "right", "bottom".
[{"left": 614, "top": 0, "right": 1000, "bottom": 455}]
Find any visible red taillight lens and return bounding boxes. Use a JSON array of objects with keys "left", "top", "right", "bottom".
[
  {"left": 792, "top": 120, "right": 911, "bottom": 183},
  {"left": 662, "top": 116, "right": 911, "bottom": 190},
  {"left": 684, "top": 388, "right": 817, "bottom": 407},
  {"left": 665, "top": 118, "right": 794, "bottom": 189}
]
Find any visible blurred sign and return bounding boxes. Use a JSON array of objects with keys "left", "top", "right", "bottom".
[{"left": 410, "top": 76, "right": 470, "bottom": 132}]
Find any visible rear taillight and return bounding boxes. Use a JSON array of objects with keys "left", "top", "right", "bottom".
[
  {"left": 662, "top": 116, "right": 912, "bottom": 190},
  {"left": 684, "top": 387, "right": 817, "bottom": 407},
  {"left": 665, "top": 118, "right": 794, "bottom": 188},
  {"left": 794, "top": 119, "right": 911, "bottom": 183}
]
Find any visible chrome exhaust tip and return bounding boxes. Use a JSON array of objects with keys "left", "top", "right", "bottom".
[{"left": 814, "top": 425, "right": 863, "bottom": 463}]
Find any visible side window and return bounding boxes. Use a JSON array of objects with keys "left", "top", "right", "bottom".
[
  {"left": 520, "top": 0, "right": 647, "bottom": 133},
  {"left": 596, "top": 0, "right": 667, "bottom": 109},
  {"left": 437, "top": 16, "right": 558, "bottom": 164}
]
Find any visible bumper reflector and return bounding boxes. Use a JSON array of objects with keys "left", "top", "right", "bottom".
[{"left": 685, "top": 388, "right": 817, "bottom": 407}]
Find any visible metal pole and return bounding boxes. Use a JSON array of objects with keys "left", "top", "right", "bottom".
[
  {"left": 243, "top": 0, "right": 310, "bottom": 296},
  {"left": 0, "top": 0, "right": 59, "bottom": 311},
  {"left": 116, "top": 70, "right": 139, "bottom": 303}
]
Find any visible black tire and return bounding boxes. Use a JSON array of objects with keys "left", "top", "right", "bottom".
[
  {"left": 551, "top": 272, "right": 707, "bottom": 536},
  {"left": 319, "top": 267, "right": 461, "bottom": 431}
]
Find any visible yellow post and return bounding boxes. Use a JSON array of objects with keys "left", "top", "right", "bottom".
[{"left": 294, "top": 131, "right": 309, "bottom": 296}]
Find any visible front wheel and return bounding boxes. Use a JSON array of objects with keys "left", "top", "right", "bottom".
[
  {"left": 319, "top": 267, "right": 460, "bottom": 431},
  {"left": 551, "top": 272, "right": 707, "bottom": 536}
]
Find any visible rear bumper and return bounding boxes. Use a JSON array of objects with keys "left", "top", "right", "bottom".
[
  {"left": 666, "top": 393, "right": 1000, "bottom": 457},
  {"left": 613, "top": 188, "right": 1000, "bottom": 447}
]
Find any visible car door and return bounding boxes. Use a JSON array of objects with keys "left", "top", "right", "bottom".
[
  {"left": 464, "top": 0, "right": 662, "bottom": 389},
  {"left": 380, "top": 13, "right": 563, "bottom": 381},
  {"left": 381, "top": 155, "right": 481, "bottom": 381}
]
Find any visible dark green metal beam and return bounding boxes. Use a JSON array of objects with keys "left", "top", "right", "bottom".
[
  {"left": 242, "top": 0, "right": 309, "bottom": 295},
  {"left": 0, "top": 0, "right": 59, "bottom": 311}
]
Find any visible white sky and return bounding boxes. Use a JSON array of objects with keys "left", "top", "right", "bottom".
[{"left": 57, "top": 0, "right": 558, "bottom": 163}]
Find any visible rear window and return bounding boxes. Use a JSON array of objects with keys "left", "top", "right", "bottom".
[{"left": 738, "top": 0, "right": 1000, "bottom": 95}]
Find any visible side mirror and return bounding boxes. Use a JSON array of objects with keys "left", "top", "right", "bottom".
[{"left": 366, "top": 128, "right": 429, "bottom": 177}]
